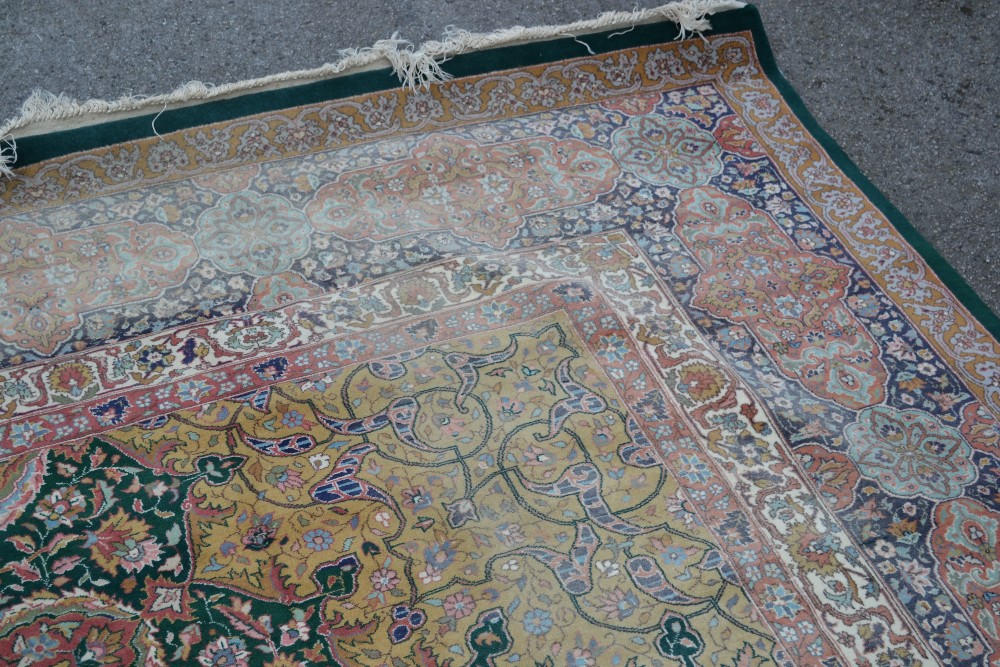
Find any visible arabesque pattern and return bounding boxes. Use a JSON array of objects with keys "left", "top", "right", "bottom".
[{"left": 1, "top": 19, "right": 999, "bottom": 667}]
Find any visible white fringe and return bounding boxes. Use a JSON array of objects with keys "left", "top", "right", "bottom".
[
  {"left": 0, "top": 137, "right": 16, "bottom": 179},
  {"left": 0, "top": 0, "right": 744, "bottom": 178}
]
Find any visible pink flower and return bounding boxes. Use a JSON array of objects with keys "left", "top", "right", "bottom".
[
  {"left": 402, "top": 486, "right": 432, "bottom": 511},
  {"left": 265, "top": 466, "right": 305, "bottom": 492},
  {"left": 370, "top": 567, "right": 399, "bottom": 592},
  {"left": 443, "top": 591, "right": 475, "bottom": 620},
  {"left": 418, "top": 566, "right": 442, "bottom": 584},
  {"left": 115, "top": 537, "right": 163, "bottom": 573},
  {"left": 178, "top": 623, "right": 202, "bottom": 649},
  {"left": 279, "top": 620, "right": 310, "bottom": 646},
  {"left": 495, "top": 523, "right": 526, "bottom": 546},
  {"left": 900, "top": 560, "right": 933, "bottom": 596}
]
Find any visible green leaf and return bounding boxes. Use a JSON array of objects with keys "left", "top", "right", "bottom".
[{"left": 165, "top": 524, "right": 182, "bottom": 546}]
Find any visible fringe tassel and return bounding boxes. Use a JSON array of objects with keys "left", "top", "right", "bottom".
[
  {"left": 0, "top": 136, "right": 16, "bottom": 180},
  {"left": 0, "top": 0, "right": 743, "bottom": 177}
]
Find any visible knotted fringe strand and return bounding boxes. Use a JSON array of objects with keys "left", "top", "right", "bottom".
[
  {"left": 0, "top": 0, "right": 744, "bottom": 179},
  {"left": 0, "top": 137, "right": 16, "bottom": 179}
]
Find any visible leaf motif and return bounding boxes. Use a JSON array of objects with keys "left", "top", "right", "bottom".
[
  {"left": 8, "top": 560, "right": 41, "bottom": 582},
  {"left": 247, "top": 460, "right": 263, "bottom": 482},
  {"left": 165, "top": 524, "right": 182, "bottom": 547},
  {"left": 219, "top": 604, "right": 269, "bottom": 640},
  {"left": 9, "top": 535, "right": 35, "bottom": 554},
  {"left": 91, "top": 480, "right": 116, "bottom": 518},
  {"left": 733, "top": 642, "right": 767, "bottom": 667}
]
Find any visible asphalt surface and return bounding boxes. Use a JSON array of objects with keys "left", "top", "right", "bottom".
[{"left": 2, "top": 0, "right": 998, "bottom": 314}]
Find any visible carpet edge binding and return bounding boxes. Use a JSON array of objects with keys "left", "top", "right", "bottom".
[{"left": 0, "top": 0, "right": 745, "bottom": 178}]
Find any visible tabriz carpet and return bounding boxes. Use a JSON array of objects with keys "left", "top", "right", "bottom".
[{"left": 2, "top": 4, "right": 1000, "bottom": 666}]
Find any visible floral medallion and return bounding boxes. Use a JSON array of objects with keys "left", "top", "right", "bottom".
[
  {"left": 611, "top": 114, "right": 722, "bottom": 187},
  {"left": 845, "top": 406, "right": 977, "bottom": 500},
  {"left": 196, "top": 192, "right": 312, "bottom": 277}
]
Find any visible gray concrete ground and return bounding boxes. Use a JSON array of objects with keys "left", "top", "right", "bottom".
[{"left": 2, "top": 1, "right": 998, "bottom": 314}]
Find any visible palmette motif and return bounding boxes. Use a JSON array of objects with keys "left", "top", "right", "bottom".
[{"left": 1, "top": 24, "right": 999, "bottom": 667}]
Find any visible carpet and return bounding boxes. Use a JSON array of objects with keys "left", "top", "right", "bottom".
[{"left": 2, "top": 3, "right": 999, "bottom": 666}]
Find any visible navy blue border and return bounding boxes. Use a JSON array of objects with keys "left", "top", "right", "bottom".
[{"left": 11, "top": 4, "right": 999, "bottom": 339}]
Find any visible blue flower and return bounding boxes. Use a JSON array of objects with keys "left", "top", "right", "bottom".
[
  {"left": 481, "top": 302, "right": 515, "bottom": 324},
  {"left": 597, "top": 334, "right": 627, "bottom": 363},
  {"left": 20, "top": 632, "right": 59, "bottom": 661},
  {"left": 335, "top": 339, "right": 367, "bottom": 360},
  {"left": 741, "top": 256, "right": 770, "bottom": 276},
  {"left": 678, "top": 454, "right": 712, "bottom": 484},
  {"left": 661, "top": 546, "right": 689, "bottom": 567},
  {"left": 177, "top": 379, "right": 211, "bottom": 402},
  {"left": 424, "top": 540, "right": 457, "bottom": 569},
  {"left": 303, "top": 529, "right": 334, "bottom": 551},
  {"left": 9, "top": 421, "right": 50, "bottom": 447},
  {"left": 281, "top": 410, "right": 305, "bottom": 428},
  {"left": 523, "top": 608, "right": 553, "bottom": 635},
  {"left": 764, "top": 584, "right": 803, "bottom": 619},
  {"left": 774, "top": 295, "right": 804, "bottom": 319}
]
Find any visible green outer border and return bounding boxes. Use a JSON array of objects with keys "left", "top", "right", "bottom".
[
  {"left": 13, "top": 18, "right": 729, "bottom": 165},
  {"left": 734, "top": 5, "right": 1000, "bottom": 340},
  {"left": 11, "top": 5, "right": 1000, "bottom": 341}
]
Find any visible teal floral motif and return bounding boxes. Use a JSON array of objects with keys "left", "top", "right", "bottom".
[
  {"left": 845, "top": 406, "right": 976, "bottom": 500},
  {"left": 195, "top": 192, "right": 311, "bottom": 277},
  {"left": 611, "top": 114, "right": 722, "bottom": 187},
  {"left": 467, "top": 609, "right": 513, "bottom": 666},
  {"left": 655, "top": 615, "right": 704, "bottom": 666}
]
